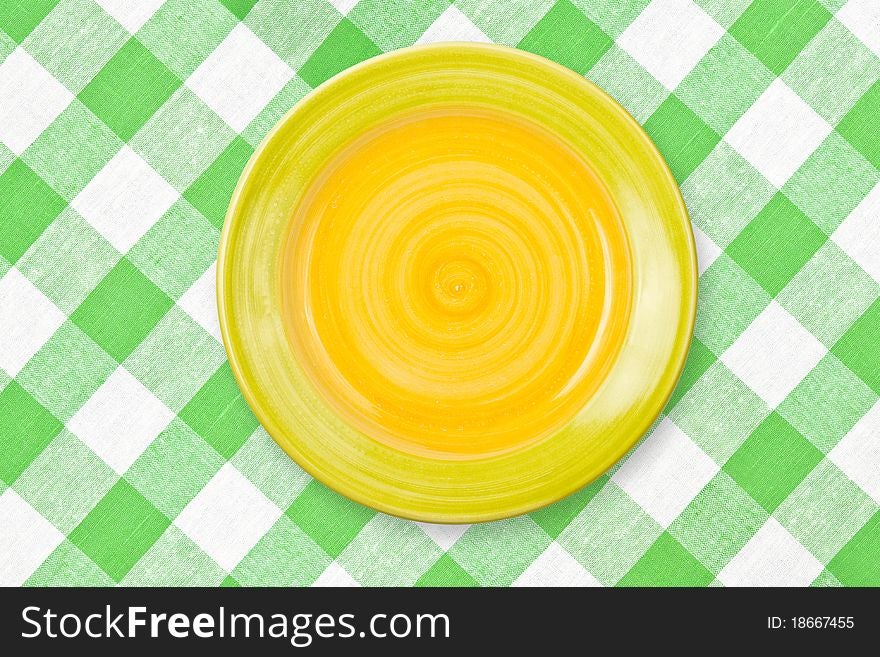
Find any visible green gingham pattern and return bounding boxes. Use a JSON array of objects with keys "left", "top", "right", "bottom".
[{"left": 1, "top": 0, "right": 879, "bottom": 587}]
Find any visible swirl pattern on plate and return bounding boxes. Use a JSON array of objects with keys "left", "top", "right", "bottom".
[
  {"left": 282, "top": 108, "right": 631, "bottom": 457},
  {"left": 218, "top": 44, "right": 696, "bottom": 521}
]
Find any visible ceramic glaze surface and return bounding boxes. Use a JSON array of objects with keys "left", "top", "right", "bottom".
[
  {"left": 218, "top": 43, "right": 696, "bottom": 522},
  {"left": 281, "top": 108, "right": 632, "bottom": 457}
]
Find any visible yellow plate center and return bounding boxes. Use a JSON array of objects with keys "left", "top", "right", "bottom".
[
  {"left": 282, "top": 108, "right": 631, "bottom": 457},
  {"left": 218, "top": 43, "right": 697, "bottom": 522}
]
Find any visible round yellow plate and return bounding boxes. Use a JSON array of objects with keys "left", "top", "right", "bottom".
[{"left": 218, "top": 43, "right": 696, "bottom": 523}]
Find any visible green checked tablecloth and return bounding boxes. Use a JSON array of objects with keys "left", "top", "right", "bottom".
[{"left": 1, "top": 0, "right": 879, "bottom": 587}]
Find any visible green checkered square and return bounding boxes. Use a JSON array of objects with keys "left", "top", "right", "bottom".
[
  {"left": 233, "top": 516, "right": 330, "bottom": 586},
  {"left": 775, "top": 460, "right": 878, "bottom": 563},
  {"left": 25, "top": 540, "right": 114, "bottom": 586},
  {"left": 351, "top": 0, "right": 448, "bottom": 51},
  {"left": 78, "top": 37, "right": 182, "bottom": 141},
  {"left": 828, "top": 511, "right": 880, "bottom": 586},
  {"left": 69, "top": 478, "right": 170, "bottom": 582},
  {"left": 587, "top": 46, "right": 668, "bottom": 123},
  {"left": 518, "top": 0, "right": 612, "bottom": 75},
  {"left": 726, "top": 193, "right": 826, "bottom": 297},
  {"left": 70, "top": 257, "right": 173, "bottom": 362},
  {"left": 179, "top": 362, "right": 260, "bottom": 459},
  {"left": 529, "top": 474, "right": 607, "bottom": 538},
  {"left": 16, "top": 208, "right": 120, "bottom": 314},
  {"left": 0, "top": 0, "right": 58, "bottom": 43},
  {"left": 729, "top": 0, "right": 831, "bottom": 76},
  {"left": 618, "top": 532, "right": 714, "bottom": 586},
  {"left": 126, "top": 200, "right": 219, "bottom": 300},
  {"left": 669, "top": 471, "right": 768, "bottom": 573},
  {"left": 130, "top": 87, "right": 235, "bottom": 191},
  {"left": 135, "top": 0, "right": 237, "bottom": 79},
  {"left": 221, "top": 0, "right": 258, "bottom": 20},
  {"left": 832, "top": 298, "right": 880, "bottom": 395},
  {"left": 22, "top": 0, "right": 128, "bottom": 93},
  {"left": 675, "top": 34, "right": 773, "bottom": 134},
  {"left": 20, "top": 100, "right": 123, "bottom": 202},
  {"left": 184, "top": 137, "right": 254, "bottom": 229},
  {"left": 723, "top": 412, "right": 823, "bottom": 513},
  {"left": 13, "top": 430, "right": 116, "bottom": 533},
  {"left": 0, "top": 159, "right": 66, "bottom": 264},
  {"left": 557, "top": 482, "right": 663, "bottom": 586},
  {"left": 644, "top": 94, "right": 720, "bottom": 183},
  {"left": 121, "top": 525, "right": 227, "bottom": 586},
  {"left": 0, "top": 381, "right": 62, "bottom": 484},
  {"left": 782, "top": 132, "right": 879, "bottom": 235},
  {"left": 669, "top": 361, "right": 770, "bottom": 464},
  {"left": 125, "top": 418, "right": 224, "bottom": 518},
  {"left": 777, "top": 354, "right": 878, "bottom": 453},
  {"left": 836, "top": 80, "right": 880, "bottom": 169},
  {"left": 287, "top": 480, "right": 376, "bottom": 558},
  {"left": 337, "top": 515, "right": 442, "bottom": 586},
  {"left": 416, "top": 554, "right": 479, "bottom": 587},
  {"left": 449, "top": 516, "right": 552, "bottom": 586},
  {"left": 123, "top": 307, "right": 226, "bottom": 412},
  {"left": 298, "top": 18, "right": 382, "bottom": 88},
  {"left": 16, "top": 320, "right": 117, "bottom": 421}
]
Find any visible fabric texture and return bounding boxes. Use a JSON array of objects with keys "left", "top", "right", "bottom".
[{"left": 1, "top": 0, "right": 879, "bottom": 587}]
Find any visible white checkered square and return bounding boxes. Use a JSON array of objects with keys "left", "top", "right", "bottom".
[
  {"left": 177, "top": 262, "right": 221, "bottom": 342},
  {"left": 416, "top": 6, "right": 491, "bottom": 44},
  {"left": 721, "top": 301, "right": 827, "bottom": 408},
  {"left": 513, "top": 542, "right": 601, "bottom": 587},
  {"left": 313, "top": 562, "right": 360, "bottom": 587},
  {"left": 186, "top": 24, "right": 294, "bottom": 132},
  {"left": 72, "top": 146, "right": 179, "bottom": 253},
  {"left": 0, "top": 268, "right": 65, "bottom": 377},
  {"left": 327, "top": 0, "right": 359, "bottom": 16},
  {"left": 725, "top": 79, "right": 832, "bottom": 188},
  {"left": 832, "top": 183, "right": 880, "bottom": 283},
  {"left": 0, "top": 48, "right": 73, "bottom": 155},
  {"left": 175, "top": 463, "right": 281, "bottom": 572},
  {"left": 612, "top": 418, "right": 718, "bottom": 526},
  {"left": 693, "top": 225, "right": 721, "bottom": 275},
  {"left": 617, "top": 0, "right": 724, "bottom": 90},
  {"left": 68, "top": 366, "right": 174, "bottom": 474},
  {"left": 719, "top": 518, "right": 823, "bottom": 586},
  {"left": 415, "top": 522, "right": 470, "bottom": 550},
  {"left": 838, "top": 0, "right": 880, "bottom": 58},
  {"left": 829, "top": 401, "right": 880, "bottom": 504},
  {"left": 0, "top": 490, "right": 64, "bottom": 586},
  {"left": 94, "top": 0, "right": 166, "bottom": 33}
]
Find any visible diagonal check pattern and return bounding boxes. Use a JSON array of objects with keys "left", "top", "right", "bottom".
[{"left": 1, "top": 0, "right": 878, "bottom": 587}]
